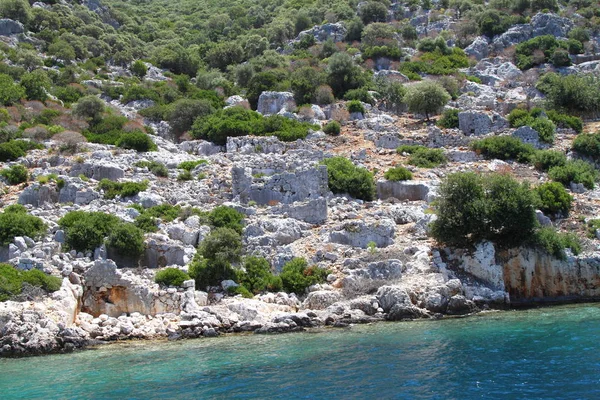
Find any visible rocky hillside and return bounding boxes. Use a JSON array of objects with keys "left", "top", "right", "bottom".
[{"left": 1, "top": 0, "right": 600, "bottom": 356}]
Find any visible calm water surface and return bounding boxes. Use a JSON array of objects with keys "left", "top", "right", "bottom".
[{"left": 1, "top": 304, "right": 600, "bottom": 399}]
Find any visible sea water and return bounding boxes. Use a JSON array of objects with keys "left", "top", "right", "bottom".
[{"left": 1, "top": 304, "right": 600, "bottom": 399}]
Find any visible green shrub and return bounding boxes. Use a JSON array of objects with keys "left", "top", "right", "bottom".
[
  {"left": 199, "top": 227, "right": 242, "bottom": 264},
  {"left": 347, "top": 100, "right": 365, "bottom": 114},
  {"left": 533, "top": 150, "right": 566, "bottom": 172},
  {"left": 97, "top": 179, "right": 149, "bottom": 199},
  {"left": 178, "top": 159, "right": 208, "bottom": 171},
  {"left": 143, "top": 204, "right": 181, "bottom": 222},
  {"left": 403, "top": 80, "right": 450, "bottom": 120},
  {"left": 134, "top": 160, "right": 169, "bottom": 177},
  {"left": 106, "top": 223, "right": 145, "bottom": 259},
  {"left": 0, "top": 164, "right": 28, "bottom": 185},
  {"left": 0, "top": 264, "right": 62, "bottom": 302},
  {"left": 155, "top": 268, "right": 190, "bottom": 287},
  {"left": 0, "top": 140, "right": 42, "bottom": 162},
  {"left": 177, "top": 170, "right": 192, "bottom": 181},
  {"left": 343, "top": 88, "right": 375, "bottom": 105},
  {"left": 546, "top": 110, "right": 582, "bottom": 133},
  {"left": 430, "top": 172, "right": 538, "bottom": 248},
  {"left": 507, "top": 108, "right": 534, "bottom": 128},
  {"left": 134, "top": 213, "right": 159, "bottom": 233},
  {"left": 321, "top": 156, "right": 376, "bottom": 201},
  {"left": 228, "top": 284, "right": 254, "bottom": 298},
  {"left": 384, "top": 166, "right": 413, "bottom": 181},
  {"left": 536, "top": 72, "right": 600, "bottom": 114},
  {"left": 587, "top": 219, "right": 600, "bottom": 239},
  {"left": 208, "top": 206, "right": 244, "bottom": 234},
  {"left": 530, "top": 118, "right": 556, "bottom": 144},
  {"left": 280, "top": 258, "right": 328, "bottom": 295},
  {"left": 535, "top": 182, "right": 572, "bottom": 216},
  {"left": 323, "top": 121, "right": 341, "bottom": 135},
  {"left": 58, "top": 211, "right": 120, "bottom": 252},
  {"left": 236, "top": 256, "right": 282, "bottom": 294},
  {"left": 437, "top": 108, "right": 459, "bottom": 129},
  {"left": 407, "top": 147, "right": 446, "bottom": 168},
  {"left": 533, "top": 227, "right": 581, "bottom": 260},
  {"left": 548, "top": 160, "right": 597, "bottom": 190},
  {"left": 116, "top": 131, "right": 157, "bottom": 152},
  {"left": 572, "top": 133, "right": 600, "bottom": 160},
  {"left": 188, "top": 257, "right": 237, "bottom": 290},
  {"left": 0, "top": 206, "right": 46, "bottom": 246},
  {"left": 471, "top": 136, "right": 535, "bottom": 163}
]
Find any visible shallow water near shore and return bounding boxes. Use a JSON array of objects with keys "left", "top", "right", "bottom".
[{"left": 2, "top": 304, "right": 600, "bottom": 399}]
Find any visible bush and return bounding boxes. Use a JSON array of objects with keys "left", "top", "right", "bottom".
[
  {"left": 535, "top": 182, "right": 572, "bottom": 216},
  {"left": 471, "top": 136, "right": 535, "bottom": 163},
  {"left": 58, "top": 211, "right": 120, "bottom": 252},
  {"left": 0, "top": 140, "right": 42, "bottom": 162},
  {"left": 321, "top": 156, "right": 376, "bottom": 201},
  {"left": 507, "top": 108, "right": 534, "bottom": 128},
  {"left": 548, "top": 160, "right": 597, "bottom": 190},
  {"left": 533, "top": 150, "right": 566, "bottom": 172},
  {"left": 0, "top": 264, "right": 61, "bottom": 302},
  {"left": 347, "top": 100, "right": 365, "bottom": 114},
  {"left": 199, "top": 227, "right": 242, "bottom": 264},
  {"left": 134, "top": 160, "right": 168, "bottom": 177},
  {"left": 530, "top": 118, "right": 556, "bottom": 144},
  {"left": 208, "top": 206, "right": 244, "bottom": 234},
  {"left": 384, "top": 166, "right": 413, "bottom": 181},
  {"left": 280, "top": 258, "right": 328, "bottom": 295},
  {"left": 546, "top": 110, "right": 582, "bottom": 133},
  {"left": 430, "top": 172, "right": 538, "bottom": 248},
  {"left": 236, "top": 256, "right": 282, "bottom": 294},
  {"left": 397, "top": 145, "right": 446, "bottom": 168},
  {"left": 0, "top": 206, "right": 46, "bottom": 246},
  {"left": 0, "top": 164, "right": 28, "bottom": 185},
  {"left": 403, "top": 80, "right": 450, "bottom": 120},
  {"left": 72, "top": 95, "right": 105, "bottom": 123},
  {"left": 572, "top": 133, "right": 600, "bottom": 160},
  {"left": 155, "top": 268, "right": 190, "bottom": 287},
  {"left": 97, "top": 179, "right": 149, "bottom": 199},
  {"left": 178, "top": 159, "right": 208, "bottom": 171},
  {"left": 0, "top": 73, "right": 24, "bottom": 106},
  {"left": 116, "top": 131, "right": 156, "bottom": 152},
  {"left": 323, "top": 121, "right": 341, "bottom": 135},
  {"left": 536, "top": 73, "right": 600, "bottom": 114},
  {"left": 134, "top": 213, "right": 159, "bottom": 233},
  {"left": 437, "top": 108, "right": 459, "bottom": 129},
  {"left": 188, "top": 257, "right": 236, "bottom": 290},
  {"left": 106, "top": 223, "right": 145, "bottom": 259},
  {"left": 533, "top": 227, "right": 580, "bottom": 260}
]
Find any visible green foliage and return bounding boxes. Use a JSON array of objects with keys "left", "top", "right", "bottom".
[
  {"left": 236, "top": 256, "right": 282, "bottom": 294},
  {"left": 199, "top": 227, "right": 242, "bottom": 264},
  {"left": 208, "top": 206, "right": 244, "bottom": 234},
  {"left": 572, "top": 133, "right": 600, "bottom": 160},
  {"left": 507, "top": 108, "right": 533, "bottom": 128},
  {"left": 280, "top": 258, "right": 328, "bottom": 295},
  {"left": 327, "top": 52, "right": 368, "bottom": 98},
  {"left": 430, "top": 172, "right": 538, "bottom": 248},
  {"left": 403, "top": 80, "right": 450, "bottom": 120},
  {"left": 0, "top": 264, "right": 61, "bottom": 302},
  {"left": 177, "top": 170, "right": 192, "bottom": 181},
  {"left": 134, "top": 213, "right": 159, "bottom": 233},
  {"left": 515, "top": 35, "right": 567, "bottom": 69},
  {"left": 587, "top": 219, "right": 600, "bottom": 239},
  {"left": 548, "top": 160, "right": 597, "bottom": 190},
  {"left": 397, "top": 145, "right": 447, "bottom": 168},
  {"left": 155, "top": 268, "right": 190, "bottom": 287},
  {"left": 73, "top": 95, "right": 105, "bottom": 123},
  {"left": 290, "top": 66, "right": 326, "bottom": 105},
  {"left": 192, "top": 106, "right": 316, "bottom": 145},
  {"left": 545, "top": 110, "right": 582, "bottom": 133},
  {"left": 178, "top": 159, "right": 208, "bottom": 171},
  {"left": 533, "top": 227, "right": 580, "bottom": 260},
  {"left": 321, "top": 156, "right": 376, "bottom": 201},
  {"left": 0, "top": 206, "right": 46, "bottom": 246},
  {"left": 97, "top": 179, "right": 149, "bottom": 199},
  {"left": 471, "top": 136, "right": 535, "bottom": 163},
  {"left": 437, "top": 108, "right": 459, "bottom": 128},
  {"left": 134, "top": 160, "right": 168, "bottom": 177},
  {"left": 168, "top": 98, "right": 215, "bottom": 137},
  {"left": 106, "top": 223, "right": 145, "bottom": 259},
  {"left": 400, "top": 48, "right": 469, "bottom": 76},
  {"left": 115, "top": 131, "right": 156, "bottom": 152},
  {"left": 344, "top": 88, "right": 375, "bottom": 105},
  {"left": 530, "top": 118, "right": 556, "bottom": 144},
  {"left": 188, "top": 257, "right": 236, "bottom": 290},
  {"left": 20, "top": 69, "right": 51, "bottom": 101},
  {"left": 0, "top": 73, "right": 24, "bottom": 106},
  {"left": 535, "top": 182, "right": 573, "bottom": 216},
  {"left": 533, "top": 150, "right": 566, "bottom": 172},
  {"left": 323, "top": 120, "right": 341, "bottom": 135},
  {"left": 131, "top": 60, "right": 147, "bottom": 78},
  {"left": 536, "top": 73, "right": 600, "bottom": 114},
  {"left": 59, "top": 211, "right": 120, "bottom": 252},
  {"left": 0, "top": 163, "right": 27, "bottom": 185},
  {"left": 347, "top": 100, "right": 365, "bottom": 114},
  {"left": 384, "top": 166, "right": 413, "bottom": 181},
  {"left": 360, "top": 1, "right": 388, "bottom": 24}
]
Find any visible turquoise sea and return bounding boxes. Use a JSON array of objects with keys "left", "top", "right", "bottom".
[{"left": 1, "top": 304, "right": 600, "bottom": 399}]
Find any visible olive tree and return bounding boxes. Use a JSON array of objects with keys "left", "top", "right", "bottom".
[{"left": 403, "top": 80, "right": 450, "bottom": 121}]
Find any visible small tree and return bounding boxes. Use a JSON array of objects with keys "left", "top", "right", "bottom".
[
  {"left": 403, "top": 80, "right": 450, "bottom": 121},
  {"left": 131, "top": 60, "right": 147, "bottom": 78},
  {"left": 20, "top": 69, "right": 51, "bottom": 101},
  {"left": 72, "top": 96, "right": 105, "bottom": 123},
  {"left": 0, "top": 73, "right": 24, "bottom": 106}
]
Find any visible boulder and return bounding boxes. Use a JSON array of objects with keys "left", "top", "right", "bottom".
[
  {"left": 257, "top": 91, "right": 296, "bottom": 116},
  {"left": 446, "top": 295, "right": 476, "bottom": 315},
  {"left": 0, "top": 19, "right": 24, "bottom": 36},
  {"left": 329, "top": 218, "right": 395, "bottom": 248},
  {"left": 244, "top": 218, "right": 307, "bottom": 247},
  {"left": 143, "top": 235, "right": 187, "bottom": 268},
  {"left": 303, "top": 291, "right": 342, "bottom": 310},
  {"left": 18, "top": 184, "right": 58, "bottom": 206},
  {"left": 452, "top": 241, "right": 505, "bottom": 290},
  {"left": 377, "top": 180, "right": 435, "bottom": 202},
  {"left": 269, "top": 198, "right": 328, "bottom": 225},
  {"left": 531, "top": 13, "right": 573, "bottom": 38},
  {"left": 458, "top": 111, "right": 507, "bottom": 136},
  {"left": 513, "top": 126, "right": 546, "bottom": 149},
  {"left": 464, "top": 36, "right": 489, "bottom": 61},
  {"left": 69, "top": 162, "right": 124, "bottom": 181},
  {"left": 295, "top": 23, "right": 347, "bottom": 43}
]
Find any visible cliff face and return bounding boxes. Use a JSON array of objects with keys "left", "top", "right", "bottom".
[
  {"left": 499, "top": 248, "right": 600, "bottom": 304},
  {"left": 450, "top": 242, "right": 600, "bottom": 305}
]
